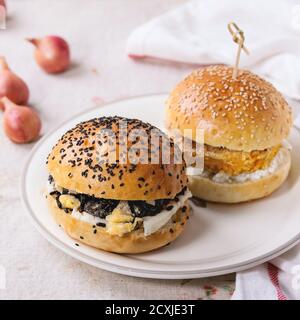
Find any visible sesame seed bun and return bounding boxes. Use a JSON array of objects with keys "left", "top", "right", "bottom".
[
  {"left": 166, "top": 65, "right": 293, "bottom": 152},
  {"left": 47, "top": 195, "right": 190, "bottom": 254},
  {"left": 47, "top": 117, "right": 188, "bottom": 200},
  {"left": 188, "top": 147, "right": 291, "bottom": 203}
]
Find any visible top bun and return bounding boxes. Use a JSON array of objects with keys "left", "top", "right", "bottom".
[
  {"left": 166, "top": 65, "right": 293, "bottom": 151},
  {"left": 47, "top": 116, "right": 187, "bottom": 200}
]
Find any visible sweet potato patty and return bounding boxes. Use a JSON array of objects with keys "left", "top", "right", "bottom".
[{"left": 203, "top": 144, "right": 280, "bottom": 176}]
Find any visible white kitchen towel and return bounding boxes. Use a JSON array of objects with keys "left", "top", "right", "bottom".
[
  {"left": 127, "top": 0, "right": 300, "bottom": 100},
  {"left": 232, "top": 244, "right": 300, "bottom": 300}
]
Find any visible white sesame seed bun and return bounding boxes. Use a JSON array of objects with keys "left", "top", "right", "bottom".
[
  {"left": 47, "top": 195, "right": 190, "bottom": 254},
  {"left": 166, "top": 65, "right": 293, "bottom": 152},
  {"left": 47, "top": 117, "right": 188, "bottom": 200},
  {"left": 188, "top": 147, "right": 291, "bottom": 203}
]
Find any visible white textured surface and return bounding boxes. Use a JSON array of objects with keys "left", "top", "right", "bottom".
[{"left": 0, "top": 0, "right": 234, "bottom": 299}]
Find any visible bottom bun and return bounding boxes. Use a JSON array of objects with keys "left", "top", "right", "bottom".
[
  {"left": 188, "top": 148, "right": 291, "bottom": 204},
  {"left": 47, "top": 196, "right": 189, "bottom": 254}
]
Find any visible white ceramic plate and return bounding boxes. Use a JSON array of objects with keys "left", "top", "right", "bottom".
[{"left": 21, "top": 94, "right": 300, "bottom": 279}]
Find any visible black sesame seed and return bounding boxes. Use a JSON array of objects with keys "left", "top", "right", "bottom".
[
  {"left": 81, "top": 169, "right": 88, "bottom": 178},
  {"left": 96, "top": 222, "right": 105, "bottom": 228}
]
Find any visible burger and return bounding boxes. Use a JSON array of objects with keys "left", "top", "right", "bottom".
[
  {"left": 46, "top": 116, "right": 191, "bottom": 253},
  {"left": 166, "top": 65, "right": 293, "bottom": 203}
]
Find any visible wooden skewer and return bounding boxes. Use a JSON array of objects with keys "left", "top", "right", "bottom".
[{"left": 228, "top": 22, "right": 249, "bottom": 79}]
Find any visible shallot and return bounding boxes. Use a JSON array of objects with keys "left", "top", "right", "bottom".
[
  {"left": 0, "top": 0, "right": 6, "bottom": 10},
  {"left": 0, "top": 97, "right": 41, "bottom": 144},
  {"left": 27, "top": 36, "right": 70, "bottom": 74},
  {"left": 0, "top": 57, "right": 30, "bottom": 105}
]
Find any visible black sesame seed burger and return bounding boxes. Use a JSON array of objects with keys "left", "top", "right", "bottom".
[
  {"left": 46, "top": 116, "right": 192, "bottom": 253},
  {"left": 166, "top": 65, "right": 293, "bottom": 203}
]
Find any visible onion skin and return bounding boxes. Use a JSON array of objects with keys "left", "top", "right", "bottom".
[
  {"left": 0, "top": 57, "right": 30, "bottom": 105},
  {"left": 27, "top": 36, "right": 71, "bottom": 74},
  {"left": 1, "top": 97, "right": 41, "bottom": 144}
]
